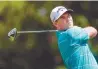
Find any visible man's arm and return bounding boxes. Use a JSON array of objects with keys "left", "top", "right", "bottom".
[{"left": 83, "top": 26, "right": 97, "bottom": 38}]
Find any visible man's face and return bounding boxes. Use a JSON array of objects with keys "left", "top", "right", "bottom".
[{"left": 53, "top": 12, "right": 73, "bottom": 30}]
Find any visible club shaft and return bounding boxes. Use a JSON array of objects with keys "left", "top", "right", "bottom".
[{"left": 17, "top": 30, "right": 58, "bottom": 34}]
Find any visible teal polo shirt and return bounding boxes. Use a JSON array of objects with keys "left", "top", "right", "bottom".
[{"left": 56, "top": 26, "right": 98, "bottom": 69}]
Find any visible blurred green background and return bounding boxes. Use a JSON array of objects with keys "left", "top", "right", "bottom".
[{"left": 0, "top": 1, "right": 98, "bottom": 69}]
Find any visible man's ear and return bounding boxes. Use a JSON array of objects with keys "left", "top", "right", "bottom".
[{"left": 53, "top": 22, "right": 58, "bottom": 28}]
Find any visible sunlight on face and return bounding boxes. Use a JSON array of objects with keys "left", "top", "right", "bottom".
[{"left": 53, "top": 12, "right": 73, "bottom": 30}]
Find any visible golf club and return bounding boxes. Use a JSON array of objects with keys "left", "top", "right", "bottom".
[{"left": 8, "top": 28, "right": 58, "bottom": 41}]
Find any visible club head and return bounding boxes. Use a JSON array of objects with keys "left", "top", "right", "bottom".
[{"left": 8, "top": 28, "right": 17, "bottom": 41}]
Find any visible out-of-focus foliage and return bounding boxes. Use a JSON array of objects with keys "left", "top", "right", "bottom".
[{"left": 0, "top": 1, "right": 97, "bottom": 69}]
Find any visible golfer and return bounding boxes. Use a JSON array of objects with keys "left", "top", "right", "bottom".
[{"left": 50, "top": 6, "right": 98, "bottom": 69}]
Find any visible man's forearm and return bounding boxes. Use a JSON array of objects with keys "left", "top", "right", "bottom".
[{"left": 83, "top": 26, "right": 97, "bottom": 38}]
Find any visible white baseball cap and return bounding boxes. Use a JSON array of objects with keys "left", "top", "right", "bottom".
[{"left": 50, "top": 6, "right": 73, "bottom": 23}]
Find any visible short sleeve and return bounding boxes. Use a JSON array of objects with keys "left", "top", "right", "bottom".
[
  {"left": 67, "top": 26, "right": 90, "bottom": 45},
  {"left": 80, "top": 29, "right": 90, "bottom": 41}
]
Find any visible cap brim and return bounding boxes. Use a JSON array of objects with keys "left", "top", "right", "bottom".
[{"left": 66, "top": 9, "right": 73, "bottom": 13}]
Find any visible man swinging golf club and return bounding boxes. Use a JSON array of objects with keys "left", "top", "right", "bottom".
[
  {"left": 8, "top": 5, "right": 98, "bottom": 69},
  {"left": 50, "top": 6, "right": 98, "bottom": 69}
]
